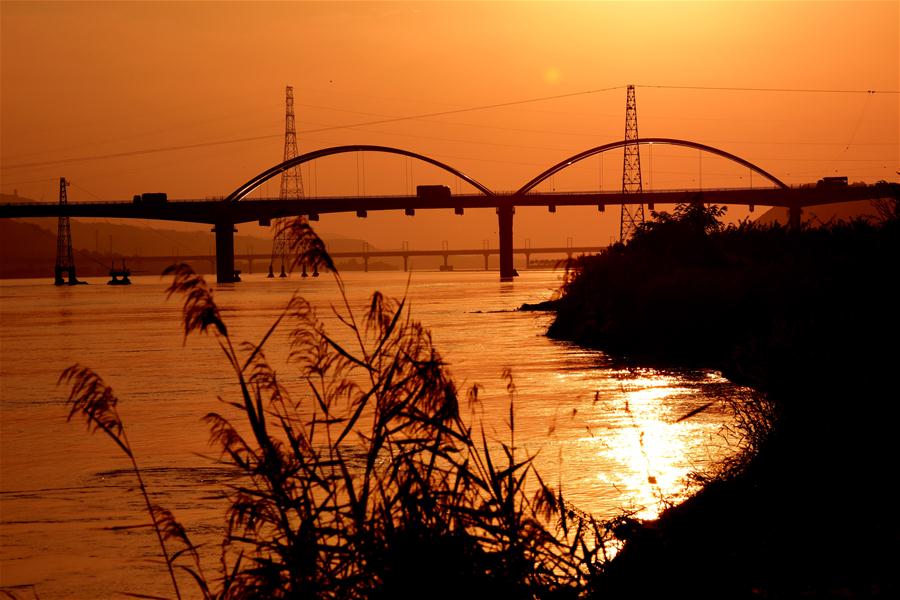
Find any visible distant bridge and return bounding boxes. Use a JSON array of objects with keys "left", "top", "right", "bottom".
[
  {"left": 1, "top": 139, "right": 892, "bottom": 282},
  {"left": 122, "top": 245, "right": 605, "bottom": 275}
]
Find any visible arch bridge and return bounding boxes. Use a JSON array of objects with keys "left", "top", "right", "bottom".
[{"left": 0, "top": 140, "right": 889, "bottom": 282}]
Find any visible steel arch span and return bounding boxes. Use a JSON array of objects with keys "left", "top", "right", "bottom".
[
  {"left": 515, "top": 137, "right": 789, "bottom": 196},
  {"left": 226, "top": 144, "right": 495, "bottom": 202}
]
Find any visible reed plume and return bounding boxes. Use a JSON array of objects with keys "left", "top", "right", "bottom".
[
  {"left": 59, "top": 365, "right": 187, "bottom": 600},
  {"left": 63, "top": 217, "right": 609, "bottom": 599}
]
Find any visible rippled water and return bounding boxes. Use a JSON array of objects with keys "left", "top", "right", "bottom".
[{"left": 0, "top": 270, "right": 747, "bottom": 598}]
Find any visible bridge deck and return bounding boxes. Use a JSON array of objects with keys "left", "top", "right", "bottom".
[{"left": 0, "top": 186, "right": 887, "bottom": 224}]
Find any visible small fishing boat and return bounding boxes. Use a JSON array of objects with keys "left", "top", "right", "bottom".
[{"left": 108, "top": 261, "right": 131, "bottom": 285}]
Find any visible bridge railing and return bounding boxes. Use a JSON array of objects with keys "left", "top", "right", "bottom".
[
  {"left": 0, "top": 198, "right": 228, "bottom": 206},
  {"left": 518, "top": 185, "right": 782, "bottom": 196},
  {"left": 3, "top": 184, "right": 870, "bottom": 207}
]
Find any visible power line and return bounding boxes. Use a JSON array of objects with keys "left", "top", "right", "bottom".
[
  {"left": 839, "top": 93, "right": 875, "bottom": 154},
  {"left": 637, "top": 84, "right": 899, "bottom": 94},
  {"left": 1, "top": 104, "right": 282, "bottom": 163},
  {"left": 0, "top": 176, "right": 59, "bottom": 187},
  {"left": 67, "top": 180, "right": 196, "bottom": 254},
  {"left": 299, "top": 102, "right": 625, "bottom": 140},
  {"left": 1, "top": 133, "right": 282, "bottom": 170},
  {"left": 1, "top": 87, "right": 625, "bottom": 171},
  {"left": 67, "top": 180, "right": 106, "bottom": 201},
  {"left": 5, "top": 83, "right": 894, "bottom": 172},
  {"left": 300, "top": 86, "right": 625, "bottom": 134},
  {"left": 333, "top": 121, "right": 578, "bottom": 154}
]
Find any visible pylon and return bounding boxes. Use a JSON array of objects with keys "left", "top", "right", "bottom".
[
  {"left": 269, "top": 85, "right": 305, "bottom": 278},
  {"left": 54, "top": 177, "right": 82, "bottom": 285},
  {"left": 619, "top": 84, "right": 644, "bottom": 242}
]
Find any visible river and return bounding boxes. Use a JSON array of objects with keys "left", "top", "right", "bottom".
[{"left": 0, "top": 270, "right": 747, "bottom": 598}]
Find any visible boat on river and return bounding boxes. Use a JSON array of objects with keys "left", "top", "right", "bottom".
[{"left": 107, "top": 261, "right": 131, "bottom": 285}]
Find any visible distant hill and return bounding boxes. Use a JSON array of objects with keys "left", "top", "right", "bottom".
[
  {"left": 0, "top": 220, "right": 59, "bottom": 278},
  {"left": 0, "top": 193, "right": 378, "bottom": 278},
  {"left": 12, "top": 217, "right": 373, "bottom": 256},
  {"left": 0, "top": 216, "right": 380, "bottom": 278}
]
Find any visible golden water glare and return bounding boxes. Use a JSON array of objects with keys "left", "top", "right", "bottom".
[{"left": 599, "top": 374, "right": 721, "bottom": 520}]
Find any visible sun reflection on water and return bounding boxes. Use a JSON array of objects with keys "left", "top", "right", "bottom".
[{"left": 594, "top": 373, "right": 726, "bottom": 520}]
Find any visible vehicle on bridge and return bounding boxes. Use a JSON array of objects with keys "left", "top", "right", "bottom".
[
  {"left": 416, "top": 185, "right": 451, "bottom": 200},
  {"left": 817, "top": 176, "right": 848, "bottom": 187},
  {"left": 133, "top": 192, "right": 168, "bottom": 204}
]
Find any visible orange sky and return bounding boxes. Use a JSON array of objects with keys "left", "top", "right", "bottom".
[{"left": 1, "top": 1, "right": 898, "bottom": 249}]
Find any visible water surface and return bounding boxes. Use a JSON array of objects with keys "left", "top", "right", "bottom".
[{"left": 0, "top": 270, "right": 746, "bottom": 598}]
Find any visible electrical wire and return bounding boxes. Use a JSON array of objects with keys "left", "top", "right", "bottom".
[
  {"left": 636, "top": 84, "right": 899, "bottom": 94},
  {"left": 1, "top": 87, "right": 625, "bottom": 171},
  {"left": 838, "top": 92, "right": 874, "bottom": 155},
  {"left": 297, "top": 101, "right": 619, "bottom": 138},
  {"left": 1, "top": 134, "right": 283, "bottom": 170},
  {"left": 67, "top": 180, "right": 196, "bottom": 254},
  {"left": 5, "top": 83, "right": 894, "bottom": 172}
]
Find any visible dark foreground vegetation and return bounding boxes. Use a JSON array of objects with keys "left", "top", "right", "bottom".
[
  {"left": 549, "top": 187, "right": 900, "bottom": 598},
  {"left": 48, "top": 186, "right": 899, "bottom": 599},
  {"left": 56, "top": 221, "right": 613, "bottom": 600}
]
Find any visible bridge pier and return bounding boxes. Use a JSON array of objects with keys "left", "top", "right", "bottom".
[
  {"left": 403, "top": 255, "right": 409, "bottom": 272},
  {"left": 789, "top": 204, "right": 802, "bottom": 232},
  {"left": 497, "top": 203, "right": 517, "bottom": 281},
  {"left": 212, "top": 222, "right": 237, "bottom": 283},
  {"left": 363, "top": 254, "right": 369, "bottom": 272}
]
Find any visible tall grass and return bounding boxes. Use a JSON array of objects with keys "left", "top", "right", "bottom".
[{"left": 61, "top": 219, "right": 609, "bottom": 599}]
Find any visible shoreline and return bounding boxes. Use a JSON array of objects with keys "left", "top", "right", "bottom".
[{"left": 534, "top": 203, "right": 899, "bottom": 597}]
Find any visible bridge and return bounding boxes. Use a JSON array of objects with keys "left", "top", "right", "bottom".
[
  {"left": 1, "top": 139, "right": 892, "bottom": 282},
  {"left": 119, "top": 245, "right": 606, "bottom": 275}
]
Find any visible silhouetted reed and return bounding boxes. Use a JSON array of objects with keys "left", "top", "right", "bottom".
[
  {"left": 61, "top": 218, "right": 610, "bottom": 599},
  {"left": 59, "top": 365, "right": 190, "bottom": 600}
]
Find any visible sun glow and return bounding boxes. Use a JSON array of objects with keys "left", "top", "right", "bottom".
[
  {"left": 599, "top": 376, "right": 710, "bottom": 520},
  {"left": 543, "top": 66, "right": 563, "bottom": 85}
]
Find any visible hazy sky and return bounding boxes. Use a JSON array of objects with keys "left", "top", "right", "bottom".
[{"left": 2, "top": 1, "right": 898, "bottom": 248}]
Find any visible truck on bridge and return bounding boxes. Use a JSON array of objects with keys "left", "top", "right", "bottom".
[
  {"left": 416, "top": 185, "right": 451, "bottom": 200},
  {"left": 133, "top": 192, "right": 168, "bottom": 204},
  {"left": 817, "top": 176, "right": 848, "bottom": 187}
]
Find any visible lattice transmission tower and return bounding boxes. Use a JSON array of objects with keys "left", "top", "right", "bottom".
[
  {"left": 619, "top": 84, "right": 644, "bottom": 242},
  {"left": 54, "top": 177, "right": 81, "bottom": 285},
  {"left": 268, "top": 85, "right": 305, "bottom": 278}
]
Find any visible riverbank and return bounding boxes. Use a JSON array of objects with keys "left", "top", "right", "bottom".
[{"left": 544, "top": 199, "right": 900, "bottom": 598}]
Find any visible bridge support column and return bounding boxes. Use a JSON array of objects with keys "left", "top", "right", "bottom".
[
  {"left": 483, "top": 253, "right": 489, "bottom": 271},
  {"left": 788, "top": 204, "right": 802, "bottom": 232},
  {"left": 497, "top": 204, "right": 517, "bottom": 281},
  {"left": 364, "top": 255, "right": 369, "bottom": 272},
  {"left": 212, "top": 222, "right": 237, "bottom": 283},
  {"left": 403, "top": 256, "right": 408, "bottom": 272}
]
